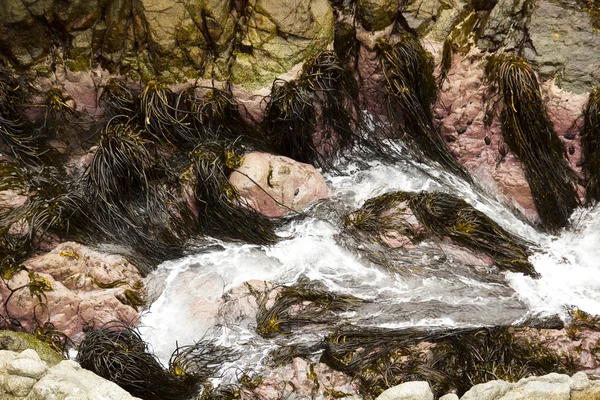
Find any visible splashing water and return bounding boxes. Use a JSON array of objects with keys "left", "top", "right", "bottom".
[{"left": 139, "top": 155, "right": 600, "bottom": 372}]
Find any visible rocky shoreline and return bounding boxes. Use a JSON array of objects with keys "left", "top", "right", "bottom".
[{"left": 1, "top": 0, "right": 600, "bottom": 399}]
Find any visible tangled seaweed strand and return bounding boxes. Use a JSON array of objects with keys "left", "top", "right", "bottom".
[
  {"left": 346, "top": 191, "right": 538, "bottom": 277},
  {"left": 0, "top": 68, "right": 46, "bottom": 164},
  {"left": 378, "top": 34, "right": 471, "bottom": 182},
  {"left": 321, "top": 325, "right": 569, "bottom": 399},
  {"left": 485, "top": 54, "right": 579, "bottom": 231},
  {"left": 77, "top": 323, "right": 200, "bottom": 400},
  {"left": 99, "top": 78, "right": 138, "bottom": 118},
  {"left": 190, "top": 142, "right": 279, "bottom": 245},
  {"left": 581, "top": 87, "right": 600, "bottom": 204},
  {"left": 255, "top": 278, "right": 366, "bottom": 338},
  {"left": 429, "top": 327, "right": 571, "bottom": 396},
  {"left": 265, "top": 51, "right": 397, "bottom": 171}
]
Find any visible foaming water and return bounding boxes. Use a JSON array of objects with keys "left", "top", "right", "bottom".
[{"left": 139, "top": 156, "right": 600, "bottom": 369}]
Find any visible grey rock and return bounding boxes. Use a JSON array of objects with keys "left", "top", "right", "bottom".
[
  {"left": 498, "top": 373, "right": 571, "bottom": 400},
  {"left": 5, "top": 374, "right": 36, "bottom": 397},
  {"left": 439, "top": 394, "right": 459, "bottom": 400},
  {"left": 570, "top": 371, "right": 591, "bottom": 391},
  {"left": 376, "top": 381, "right": 433, "bottom": 400},
  {"left": 571, "top": 380, "right": 600, "bottom": 400},
  {"left": 526, "top": 0, "right": 600, "bottom": 94},
  {"left": 7, "top": 358, "right": 48, "bottom": 379},
  {"left": 461, "top": 380, "right": 513, "bottom": 400}
]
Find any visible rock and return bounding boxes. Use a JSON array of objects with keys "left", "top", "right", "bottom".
[
  {"left": 5, "top": 374, "right": 36, "bottom": 397},
  {"left": 439, "top": 394, "right": 459, "bottom": 400},
  {"left": 498, "top": 373, "right": 571, "bottom": 400},
  {"left": 526, "top": 1, "right": 600, "bottom": 94},
  {"left": 460, "top": 380, "right": 513, "bottom": 400},
  {"left": 357, "top": 0, "right": 400, "bottom": 31},
  {"left": 571, "top": 379, "right": 600, "bottom": 400},
  {"left": 376, "top": 381, "right": 433, "bottom": 400},
  {"left": 254, "top": 357, "right": 359, "bottom": 399},
  {"left": 7, "top": 357, "right": 48, "bottom": 379},
  {"left": 0, "top": 331, "right": 64, "bottom": 367},
  {"left": 28, "top": 359, "right": 141, "bottom": 400},
  {"left": 229, "top": 152, "right": 330, "bottom": 217},
  {"left": 0, "top": 242, "right": 143, "bottom": 339}
]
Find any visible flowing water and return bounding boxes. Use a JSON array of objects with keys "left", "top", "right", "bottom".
[{"left": 139, "top": 149, "right": 600, "bottom": 379}]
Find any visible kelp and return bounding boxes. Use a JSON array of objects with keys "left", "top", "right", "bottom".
[
  {"left": 77, "top": 323, "right": 200, "bottom": 400},
  {"left": 139, "top": 81, "right": 189, "bottom": 147},
  {"left": 334, "top": 21, "right": 359, "bottom": 65},
  {"left": 321, "top": 325, "right": 570, "bottom": 399},
  {"left": 346, "top": 191, "right": 538, "bottom": 277},
  {"left": 581, "top": 86, "right": 600, "bottom": 204},
  {"left": 255, "top": 278, "right": 366, "bottom": 338},
  {"left": 99, "top": 78, "right": 138, "bottom": 118},
  {"left": 264, "top": 50, "right": 397, "bottom": 171},
  {"left": 179, "top": 87, "right": 267, "bottom": 150},
  {"left": 190, "top": 142, "right": 279, "bottom": 245},
  {"left": 40, "top": 88, "right": 81, "bottom": 141},
  {"left": 566, "top": 307, "right": 600, "bottom": 338},
  {"left": 263, "top": 79, "right": 320, "bottom": 166},
  {"left": 485, "top": 54, "right": 580, "bottom": 231},
  {"left": 169, "top": 340, "right": 238, "bottom": 379},
  {"left": 428, "top": 327, "right": 571, "bottom": 396},
  {"left": 378, "top": 34, "right": 472, "bottom": 182},
  {"left": 0, "top": 68, "right": 46, "bottom": 164}
]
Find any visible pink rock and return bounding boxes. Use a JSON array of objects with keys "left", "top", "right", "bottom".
[
  {"left": 229, "top": 152, "right": 330, "bottom": 217},
  {"left": 0, "top": 242, "right": 143, "bottom": 340},
  {"left": 253, "top": 357, "right": 359, "bottom": 400}
]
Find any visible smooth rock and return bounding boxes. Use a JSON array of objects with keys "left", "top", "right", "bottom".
[
  {"left": 229, "top": 152, "right": 330, "bottom": 217},
  {"left": 376, "top": 381, "right": 433, "bottom": 400},
  {"left": 7, "top": 357, "right": 48, "bottom": 379},
  {"left": 439, "top": 394, "right": 459, "bottom": 400},
  {"left": 461, "top": 379, "right": 513, "bottom": 400}
]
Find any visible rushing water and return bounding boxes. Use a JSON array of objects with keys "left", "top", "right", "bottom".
[{"left": 139, "top": 150, "right": 600, "bottom": 377}]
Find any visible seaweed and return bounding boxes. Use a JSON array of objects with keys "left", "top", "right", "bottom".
[
  {"left": 77, "top": 322, "right": 200, "bottom": 400},
  {"left": 485, "top": 54, "right": 580, "bottom": 231},
  {"left": 264, "top": 51, "right": 398, "bottom": 171},
  {"left": 429, "top": 327, "right": 571, "bottom": 396},
  {"left": 99, "top": 78, "right": 138, "bottom": 118},
  {"left": 190, "top": 142, "right": 279, "bottom": 245},
  {"left": 139, "top": 81, "right": 189, "bottom": 147},
  {"left": 255, "top": 278, "right": 366, "bottom": 338},
  {"left": 0, "top": 68, "right": 46, "bottom": 164},
  {"left": 346, "top": 191, "right": 538, "bottom": 277},
  {"left": 581, "top": 86, "right": 600, "bottom": 204},
  {"left": 378, "top": 34, "right": 472, "bottom": 182},
  {"left": 321, "top": 325, "right": 570, "bottom": 399},
  {"left": 334, "top": 21, "right": 359, "bottom": 65}
]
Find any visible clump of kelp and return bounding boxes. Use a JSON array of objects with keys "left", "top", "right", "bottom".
[
  {"left": 77, "top": 322, "right": 236, "bottom": 400},
  {"left": 485, "top": 54, "right": 580, "bottom": 231},
  {"left": 255, "top": 278, "right": 367, "bottom": 338},
  {"left": 1, "top": 73, "right": 283, "bottom": 280},
  {"left": 377, "top": 34, "right": 471, "bottom": 182},
  {"left": 581, "top": 86, "right": 600, "bottom": 204},
  {"left": 264, "top": 50, "right": 398, "bottom": 171},
  {"left": 345, "top": 190, "right": 538, "bottom": 277},
  {"left": 320, "top": 325, "right": 571, "bottom": 399}
]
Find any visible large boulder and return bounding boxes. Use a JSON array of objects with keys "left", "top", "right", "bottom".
[
  {"left": 0, "top": 242, "right": 144, "bottom": 339},
  {"left": 229, "top": 152, "right": 330, "bottom": 217}
]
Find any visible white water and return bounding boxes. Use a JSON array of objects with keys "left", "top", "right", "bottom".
[{"left": 139, "top": 156, "right": 600, "bottom": 372}]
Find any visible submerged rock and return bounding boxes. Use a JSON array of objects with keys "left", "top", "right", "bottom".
[{"left": 229, "top": 152, "right": 330, "bottom": 217}]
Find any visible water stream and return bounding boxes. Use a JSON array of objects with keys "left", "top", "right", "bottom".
[{"left": 139, "top": 149, "right": 600, "bottom": 379}]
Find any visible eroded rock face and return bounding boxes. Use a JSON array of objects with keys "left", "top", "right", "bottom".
[
  {"left": 0, "top": 242, "right": 143, "bottom": 339},
  {"left": 229, "top": 152, "right": 330, "bottom": 217},
  {"left": 0, "top": 0, "right": 333, "bottom": 89}
]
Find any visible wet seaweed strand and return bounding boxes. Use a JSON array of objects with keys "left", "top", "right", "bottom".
[
  {"left": 377, "top": 34, "right": 472, "bottom": 183},
  {"left": 346, "top": 191, "right": 538, "bottom": 277},
  {"left": 485, "top": 54, "right": 580, "bottom": 232},
  {"left": 581, "top": 87, "right": 600, "bottom": 204}
]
